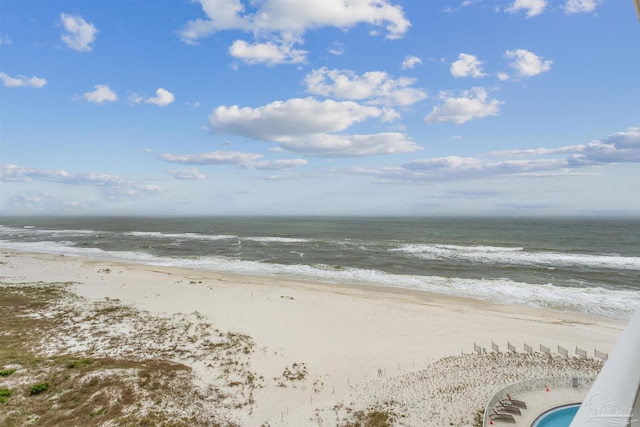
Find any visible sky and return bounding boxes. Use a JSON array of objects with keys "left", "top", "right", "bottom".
[{"left": 1, "top": 0, "right": 639, "bottom": 217}]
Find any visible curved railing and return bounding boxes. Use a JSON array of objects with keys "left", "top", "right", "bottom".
[{"left": 482, "top": 376, "right": 595, "bottom": 426}]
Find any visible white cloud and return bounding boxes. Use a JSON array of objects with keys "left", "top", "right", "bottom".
[
  {"left": 7, "top": 192, "right": 51, "bottom": 207},
  {"left": 450, "top": 53, "right": 486, "bottom": 78},
  {"left": 166, "top": 168, "right": 206, "bottom": 180},
  {"left": 489, "top": 145, "right": 585, "bottom": 157},
  {"left": 327, "top": 42, "right": 345, "bottom": 56},
  {"left": 505, "top": 49, "right": 553, "bottom": 77},
  {"left": 179, "top": 0, "right": 409, "bottom": 65},
  {"left": 404, "top": 156, "right": 564, "bottom": 178},
  {"left": 128, "top": 88, "right": 176, "bottom": 106},
  {"left": 425, "top": 87, "right": 503, "bottom": 125},
  {"left": 178, "top": 0, "right": 251, "bottom": 43},
  {"left": 276, "top": 132, "right": 421, "bottom": 157},
  {"left": 404, "top": 156, "right": 482, "bottom": 172},
  {"left": 304, "top": 68, "right": 427, "bottom": 107},
  {"left": 95, "top": 182, "right": 164, "bottom": 200},
  {"left": 349, "top": 155, "right": 566, "bottom": 183},
  {"left": 497, "top": 72, "right": 510, "bottom": 81},
  {"left": 255, "top": 0, "right": 410, "bottom": 38},
  {"left": 4, "top": 191, "right": 93, "bottom": 213},
  {"left": 0, "top": 34, "right": 11, "bottom": 45},
  {"left": 0, "top": 164, "right": 164, "bottom": 199},
  {"left": 506, "top": 0, "right": 547, "bottom": 18},
  {"left": 0, "top": 72, "right": 46, "bottom": 88},
  {"left": 491, "top": 128, "right": 640, "bottom": 166},
  {"left": 567, "top": 127, "right": 640, "bottom": 165},
  {"left": 229, "top": 37, "right": 307, "bottom": 65},
  {"left": 348, "top": 127, "right": 640, "bottom": 183},
  {"left": 127, "top": 93, "right": 144, "bottom": 105},
  {"left": 380, "top": 108, "right": 401, "bottom": 122},
  {"left": 260, "top": 172, "right": 314, "bottom": 181},
  {"left": 180, "top": 0, "right": 410, "bottom": 43},
  {"left": 401, "top": 55, "right": 422, "bottom": 70},
  {"left": 209, "top": 97, "right": 420, "bottom": 157},
  {"left": 145, "top": 88, "right": 175, "bottom": 106},
  {"left": 242, "top": 159, "right": 308, "bottom": 170},
  {"left": 160, "top": 151, "right": 308, "bottom": 170},
  {"left": 564, "top": 0, "right": 599, "bottom": 14},
  {"left": 210, "top": 97, "right": 384, "bottom": 140},
  {"left": 604, "top": 127, "right": 640, "bottom": 149},
  {"left": 60, "top": 13, "right": 99, "bottom": 52},
  {"left": 81, "top": 84, "right": 118, "bottom": 104},
  {"left": 161, "top": 151, "right": 263, "bottom": 166},
  {"left": 1, "top": 164, "right": 70, "bottom": 182}
]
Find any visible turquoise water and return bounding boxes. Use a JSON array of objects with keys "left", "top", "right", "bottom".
[{"left": 532, "top": 405, "right": 579, "bottom": 427}]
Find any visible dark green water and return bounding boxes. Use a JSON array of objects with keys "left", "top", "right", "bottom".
[{"left": 1, "top": 216, "right": 638, "bottom": 318}]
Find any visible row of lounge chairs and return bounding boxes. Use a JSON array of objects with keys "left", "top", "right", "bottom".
[{"left": 488, "top": 395, "right": 527, "bottom": 424}]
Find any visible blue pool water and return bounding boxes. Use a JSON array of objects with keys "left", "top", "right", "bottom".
[{"left": 532, "top": 404, "right": 580, "bottom": 427}]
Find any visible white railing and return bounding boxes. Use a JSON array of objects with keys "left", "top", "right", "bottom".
[{"left": 482, "top": 376, "right": 596, "bottom": 426}]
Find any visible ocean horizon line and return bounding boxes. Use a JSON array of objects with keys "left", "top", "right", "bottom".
[{"left": 2, "top": 213, "right": 639, "bottom": 220}]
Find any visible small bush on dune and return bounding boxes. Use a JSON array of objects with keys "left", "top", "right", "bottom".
[
  {"left": 0, "top": 388, "right": 13, "bottom": 403},
  {"left": 29, "top": 382, "right": 50, "bottom": 396},
  {"left": 348, "top": 410, "right": 392, "bottom": 427},
  {"left": 66, "top": 359, "right": 93, "bottom": 369}
]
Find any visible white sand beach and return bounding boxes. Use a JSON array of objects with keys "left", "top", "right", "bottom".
[{"left": 0, "top": 249, "right": 626, "bottom": 426}]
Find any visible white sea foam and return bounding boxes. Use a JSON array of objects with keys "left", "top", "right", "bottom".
[
  {"left": 146, "top": 233, "right": 307, "bottom": 244},
  {"left": 126, "top": 231, "right": 237, "bottom": 241},
  {"left": 0, "top": 240, "right": 108, "bottom": 257},
  {"left": 35, "top": 229, "right": 97, "bottom": 235},
  {"left": 163, "top": 255, "right": 639, "bottom": 319},
  {"left": 392, "top": 243, "right": 640, "bottom": 270},
  {"left": 0, "top": 226, "right": 18, "bottom": 236},
  {"left": 242, "top": 237, "right": 310, "bottom": 243},
  {"left": 1, "top": 239, "right": 637, "bottom": 319},
  {"left": 0, "top": 225, "right": 97, "bottom": 237}
]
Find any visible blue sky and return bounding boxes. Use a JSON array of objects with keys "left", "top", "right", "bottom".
[{"left": 1, "top": 0, "right": 638, "bottom": 216}]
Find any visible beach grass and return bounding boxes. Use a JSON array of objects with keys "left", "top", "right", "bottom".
[{"left": 0, "top": 281, "right": 257, "bottom": 426}]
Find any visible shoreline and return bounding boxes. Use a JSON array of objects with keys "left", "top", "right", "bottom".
[
  {"left": 0, "top": 247, "right": 628, "bottom": 324},
  {"left": 0, "top": 248, "right": 627, "bottom": 425},
  {"left": 1, "top": 216, "right": 637, "bottom": 321}
]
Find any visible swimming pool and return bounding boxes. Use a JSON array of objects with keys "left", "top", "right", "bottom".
[{"left": 531, "top": 404, "right": 580, "bottom": 427}]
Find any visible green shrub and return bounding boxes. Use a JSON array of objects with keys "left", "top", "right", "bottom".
[
  {"left": 0, "top": 369, "right": 16, "bottom": 377},
  {"left": 29, "top": 382, "right": 50, "bottom": 395},
  {"left": 0, "top": 388, "right": 13, "bottom": 403},
  {"left": 66, "top": 359, "right": 93, "bottom": 369},
  {"left": 348, "top": 410, "right": 392, "bottom": 427},
  {"left": 473, "top": 409, "right": 484, "bottom": 427},
  {"left": 90, "top": 407, "right": 107, "bottom": 417}
]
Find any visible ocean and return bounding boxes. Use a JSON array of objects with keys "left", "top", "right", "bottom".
[{"left": 0, "top": 216, "right": 638, "bottom": 319}]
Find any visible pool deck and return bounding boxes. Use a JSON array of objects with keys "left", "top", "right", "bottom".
[{"left": 491, "top": 387, "right": 587, "bottom": 426}]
